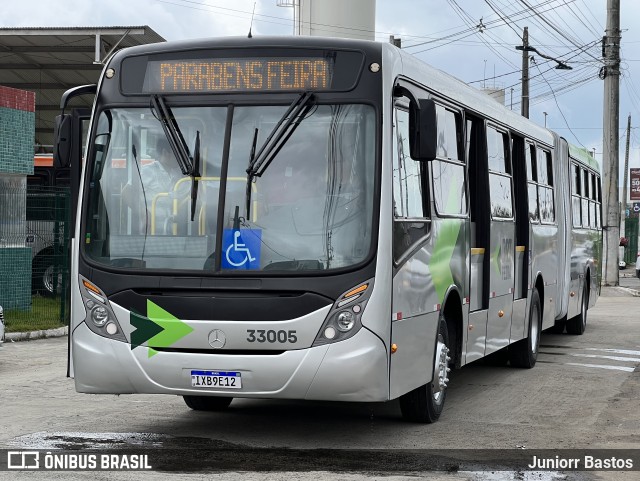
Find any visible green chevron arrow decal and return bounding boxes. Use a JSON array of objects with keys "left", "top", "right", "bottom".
[
  {"left": 130, "top": 311, "right": 163, "bottom": 350},
  {"left": 429, "top": 219, "right": 462, "bottom": 304},
  {"left": 130, "top": 300, "right": 194, "bottom": 358}
]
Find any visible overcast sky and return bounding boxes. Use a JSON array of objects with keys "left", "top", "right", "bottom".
[{"left": 1, "top": 0, "right": 639, "bottom": 198}]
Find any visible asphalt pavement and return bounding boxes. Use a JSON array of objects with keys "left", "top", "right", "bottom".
[{"left": 0, "top": 283, "right": 639, "bottom": 481}]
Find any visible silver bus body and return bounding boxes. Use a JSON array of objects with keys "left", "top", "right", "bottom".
[{"left": 65, "top": 37, "right": 601, "bottom": 420}]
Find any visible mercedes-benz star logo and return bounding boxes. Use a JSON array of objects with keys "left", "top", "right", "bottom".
[{"left": 208, "top": 329, "right": 226, "bottom": 349}]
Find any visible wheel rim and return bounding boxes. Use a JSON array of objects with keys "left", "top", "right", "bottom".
[
  {"left": 43, "top": 265, "right": 62, "bottom": 294},
  {"left": 431, "top": 334, "right": 450, "bottom": 405},
  {"left": 530, "top": 302, "right": 540, "bottom": 354}
]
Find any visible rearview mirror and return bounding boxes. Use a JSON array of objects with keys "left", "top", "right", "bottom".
[
  {"left": 53, "top": 114, "right": 72, "bottom": 168},
  {"left": 409, "top": 98, "right": 437, "bottom": 161}
]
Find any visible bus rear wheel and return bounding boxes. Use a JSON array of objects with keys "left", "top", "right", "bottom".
[
  {"left": 183, "top": 396, "right": 233, "bottom": 411},
  {"left": 399, "top": 315, "right": 450, "bottom": 423},
  {"left": 566, "top": 285, "right": 588, "bottom": 335},
  {"left": 509, "top": 289, "right": 541, "bottom": 368}
]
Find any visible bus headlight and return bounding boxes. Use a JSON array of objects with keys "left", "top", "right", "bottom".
[
  {"left": 336, "top": 311, "right": 355, "bottom": 331},
  {"left": 91, "top": 306, "right": 109, "bottom": 326},
  {"left": 312, "top": 278, "right": 374, "bottom": 346},
  {"left": 79, "top": 275, "right": 126, "bottom": 342}
]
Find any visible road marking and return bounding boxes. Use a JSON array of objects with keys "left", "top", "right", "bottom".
[
  {"left": 566, "top": 353, "right": 640, "bottom": 363},
  {"left": 539, "top": 352, "right": 640, "bottom": 363},
  {"left": 565, "top": 362, "right": 635, "bottom": 372},
  {"left": 583, "top": 347, "right": 640, "bottom": 356}
]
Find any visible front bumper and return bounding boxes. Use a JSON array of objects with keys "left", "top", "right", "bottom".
[{"left": 72, "top": 322, "right": 389, "bottom": 402}]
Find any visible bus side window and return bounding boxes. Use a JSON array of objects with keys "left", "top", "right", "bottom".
[
  {"left": 526, "top": 142, "right": 539, "bottom": 222},
  {"left": 487, "top": 126, "right": 513, "bottom": 219},
  {"left": 537, "top": 149, "right": 554, "bottom": 223},
  {"left": 432, "top": 105, "right": 466, "bottom": 216},
  {"left": 595, "top": 174, "right": 602, "bottom": 228},
  {"left": 580, "top": 167, "right": 589, "bottom": 228},
  {"left": 590, "top": 173, "right": 597, "bottom": 228},
  {"left": 572, "top": 163, "right": 582, "bottom": 227},
  {"left": 392, "top": 107, "right": 429, "bottom": 261}
]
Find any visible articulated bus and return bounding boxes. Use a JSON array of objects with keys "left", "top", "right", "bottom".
[{"left": 55, "top": 37, "right": 601, "bottom": 422}]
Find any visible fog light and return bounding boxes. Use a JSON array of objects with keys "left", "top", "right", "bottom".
[
  {"left": 105, "top": 322, "right": 118, "bottom": 335},
  {"left": 336, "top": 311, "right": 355, "bottom": 332},
  {"left": 92, "top": 306, "right": 109, "bottom": 326},
  {"left": 324, "top": 327, "right": 337, "bottom": 339}
]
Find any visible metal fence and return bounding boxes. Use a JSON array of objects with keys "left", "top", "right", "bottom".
[
  {"left": 0, "top": 185, "right": 71, "bottom": 333},
  {"left": 624, "top": 217, "right": 639, "bottom": 266}
]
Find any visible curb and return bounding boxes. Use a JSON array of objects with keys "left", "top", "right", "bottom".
[
  {"left": 4, "top": 326, "right": 68, "bottom": 342},
  {"left": 613, "top": 286, "right": 640, "bottom": 298}
]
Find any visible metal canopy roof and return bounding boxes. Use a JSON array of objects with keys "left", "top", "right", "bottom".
[{"left": 0, "top": 26, "right": 165, "bottom": 149}]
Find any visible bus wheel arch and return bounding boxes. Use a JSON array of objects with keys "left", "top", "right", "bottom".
[
  {"left": 398, "top": 288, "right": 460, "bottom": 423},
  {"left": 441, "top": 288, "right": 463, "bottom": 369},
  {"left": 399, "top": 311, "right": 450, "bottom": 423},
  {"left": 534, "top": 274, "right": 544, "bottom": 314}
]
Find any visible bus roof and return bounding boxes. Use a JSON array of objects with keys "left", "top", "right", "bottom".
[
  {"left": 568, "top": 143, "right": 600, "bottom": 173},
  {"left": 390, "top": 43, "right": 555, "bottom": 147}
]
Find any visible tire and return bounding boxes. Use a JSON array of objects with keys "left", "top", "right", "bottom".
[
  {"left": 566, "top": 284, "right": 588, "bottom": 335},
  {"left": 32, "top": 252, "right": 58, "bottom": 296},
  {"left": 399, "top": 314, "right": 451, "bottom": 423},
  {"left": 183, "top": 396, "right": 233, "bottom": 411},
  {"left": 509, "top": 289, "right": 541, "bottom": 369},
  {"left": 483, "top": 347, "right": 510, "bottom": 366},
  {"left": 548, "top": 320, "right": 565, "bottom": 334}
]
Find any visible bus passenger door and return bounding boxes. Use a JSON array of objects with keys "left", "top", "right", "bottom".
[
  {"left": 484, "top": 125, "right": 515, "bottom": 355},
  {"left": 509, "top": 135, "right": 530, "bottom": 343},
  {"left": 465, "top": 114, "right": 490, "bottom": 363}
]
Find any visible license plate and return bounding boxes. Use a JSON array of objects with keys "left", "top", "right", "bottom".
[{"left": 190, "top": 370, "right": 242, "bottom": 389}]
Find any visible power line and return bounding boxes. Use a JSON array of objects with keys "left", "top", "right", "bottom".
[
  {"left": 403, "top": 0, "right": 569, "bottom": 49},
  {"left": 516, "top": 0, "right": 602, "bottom": 63},
  {"left": 531, "top": 59, "right": 586, "bottom": 147}
]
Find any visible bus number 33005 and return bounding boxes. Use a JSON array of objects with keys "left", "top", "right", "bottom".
[{"left": 246, "top": 329, "right": 297, "bottom": 344}]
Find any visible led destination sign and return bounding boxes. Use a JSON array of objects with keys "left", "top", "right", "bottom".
[{"left": 143, "top": 57, "right": 335, "bottom": 93}]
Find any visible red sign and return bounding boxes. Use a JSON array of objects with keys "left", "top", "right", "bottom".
[{"left": 631, "top": 168, "right": 640, "bottom": 201}]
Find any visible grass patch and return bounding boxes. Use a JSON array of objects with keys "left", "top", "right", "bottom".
[{"left": 4, "top": 295, "right": 67, "bottom": 333}]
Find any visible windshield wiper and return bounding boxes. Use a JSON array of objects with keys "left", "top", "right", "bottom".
[
  {"left": 151, "top": 95, "right": 202, "bottom": 223},
  {"left": 244, "top": 127, "right": 260, "bottom": 217},
  {"left": 151, "top": 94, "right": 193, "bottom": 175},
  {"left": 244, "top": 91, "right": 315, "bottom": 218},
  {"left": 190, "top": 131, "right": 201, "bottom": 221}
]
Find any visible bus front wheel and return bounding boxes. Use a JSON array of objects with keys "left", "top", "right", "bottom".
[
  {"left": 399, "top": 314, "right": 450, "bottom": 423},
  {"left": 183, "top": 396, "right": 233, "bottom": 411}
]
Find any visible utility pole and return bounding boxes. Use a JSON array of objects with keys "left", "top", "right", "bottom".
[
  {"left": 516, "top": 27, "right": 572, "bottom": 119},
  {"left": 520, "top": 26, "right": 530, "bottom": 118},
  {"left": 621, "top": 114, "right": 631, "bottom": 241},
  {"left": 602, "top": 0, "right": 621, "bottom": 286}
]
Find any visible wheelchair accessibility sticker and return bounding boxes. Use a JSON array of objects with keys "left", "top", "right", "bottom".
[{"left": 222, "top": 229, "right": 262, "bottom": 269}]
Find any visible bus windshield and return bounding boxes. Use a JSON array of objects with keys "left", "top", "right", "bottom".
[{"left": 83, "top": 103, "right": 376, "bottom": 273}]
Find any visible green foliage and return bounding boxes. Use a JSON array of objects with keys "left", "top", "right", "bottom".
[{"left": 4, "top": 295, "right": 67, "bottom": 333}]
